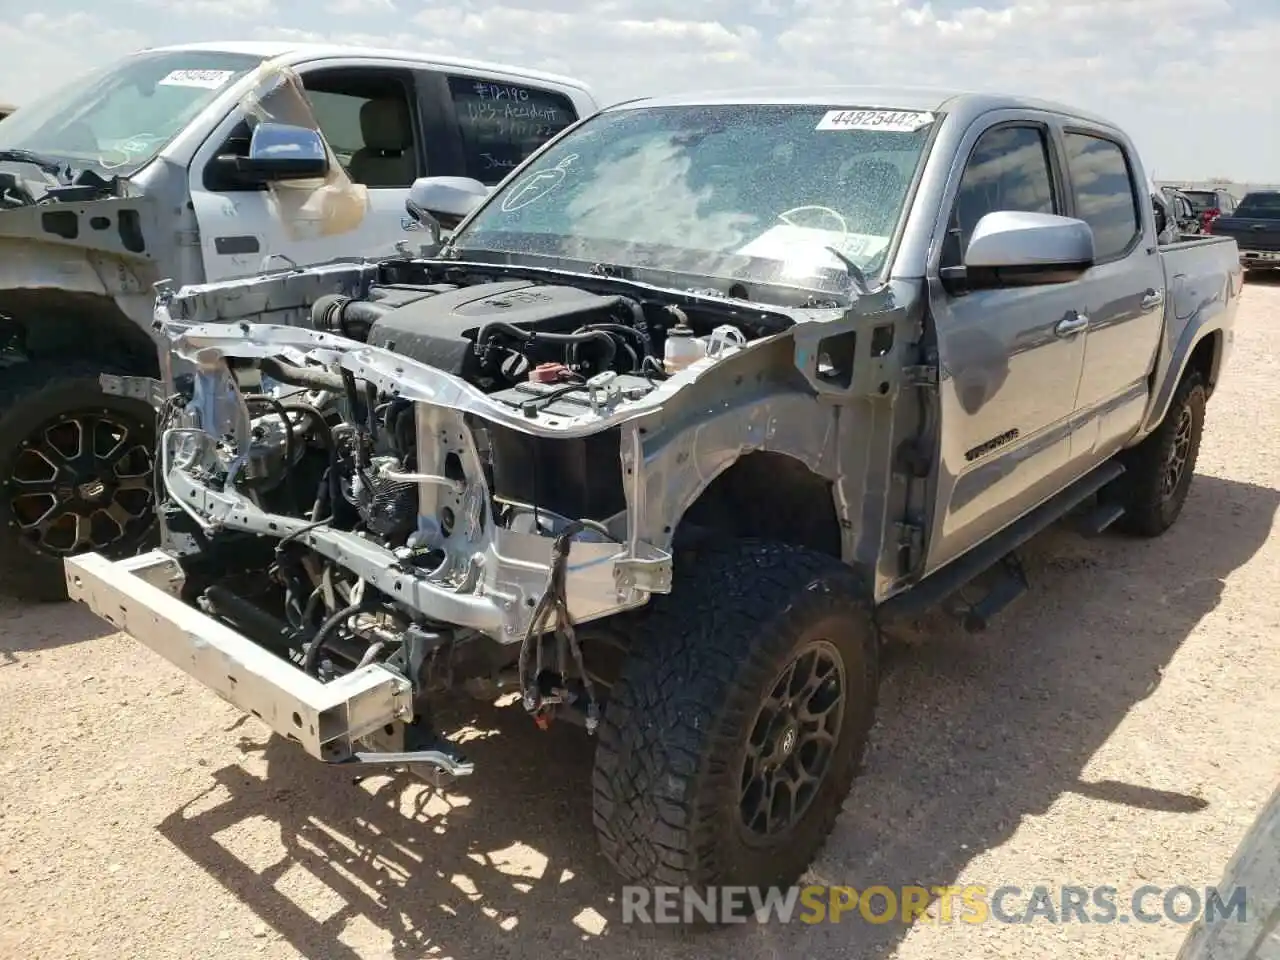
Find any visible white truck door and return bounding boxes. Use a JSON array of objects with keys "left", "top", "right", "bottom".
[{"left": 188, "top": 60, "right": 429, "bottom": 283}]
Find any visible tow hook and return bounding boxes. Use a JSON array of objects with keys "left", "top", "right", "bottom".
[{"left": 340, "top": 748, "right": 475, "bottom": 777}]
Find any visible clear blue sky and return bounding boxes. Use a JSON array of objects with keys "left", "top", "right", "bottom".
[{"left": 2, "top": 0, "right": 1276, "bottom": 183}]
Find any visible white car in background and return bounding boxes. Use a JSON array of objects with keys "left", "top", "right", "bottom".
[{"left": 0, "top": 41, "right": 599, "bottom": 601}]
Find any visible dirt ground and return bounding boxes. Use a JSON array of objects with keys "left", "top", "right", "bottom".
[{"left": 3, "top": 280, "right": 1280, "bottom": 960}]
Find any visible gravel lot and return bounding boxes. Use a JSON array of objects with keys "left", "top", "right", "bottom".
[{"left": 3, "top": 279, "right": 1279, "bottom": 960}]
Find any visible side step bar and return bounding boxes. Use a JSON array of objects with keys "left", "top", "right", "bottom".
[
  {"left": 1075, "top": 500, "right": 1127, "bottom": 538},
  {"left": 961, "top": 552, "right": 1028, "bottom": 633},
  {"left": 882, "top": 460, "right": 1125, "bottom": 619}
]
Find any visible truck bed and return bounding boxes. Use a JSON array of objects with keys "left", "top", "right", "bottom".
[{"left": 1141, "top": 233, "right": 1241, "bottom": 433}]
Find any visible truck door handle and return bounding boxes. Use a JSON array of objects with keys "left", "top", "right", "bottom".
[
  {"left": 1141, "top": 289, "right": 1164, "bottom": 311},
  {"left": 1055, "top": 312, "right": 1089, "bottom": 337}
]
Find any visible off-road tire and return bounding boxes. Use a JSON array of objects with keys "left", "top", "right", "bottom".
[
  {"left": 1112, "top": 369, "right": 1206, "bottom": 537},
  {"left": 0, "top": 360, "right": 158, "bottom": 602},
  {"left": 591, "top": 539, "right": 879, "bottom": 917}
]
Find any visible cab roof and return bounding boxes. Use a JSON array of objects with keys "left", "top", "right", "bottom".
[
  {"left": 610, "top": 85, "right": 1118, "bottom": 129},
  {"left": 143, "top": 40, "right": 595, "bottom": 96}
]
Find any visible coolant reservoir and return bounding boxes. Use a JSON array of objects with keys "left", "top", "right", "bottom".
[{"left": 663, "top": 323, "right": 706, "bottom": 373}]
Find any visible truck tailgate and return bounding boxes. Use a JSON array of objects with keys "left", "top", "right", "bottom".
[{"left": 1211, "top": 216, "right": 1280, "bottom": 264}]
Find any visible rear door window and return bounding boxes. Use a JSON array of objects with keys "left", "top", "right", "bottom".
[
  {"left": 445, "top": 76, "right": 578, "bottom": 185},
  {"left": 1063, "top": 132, "right": 1141, "bottom": 261}
]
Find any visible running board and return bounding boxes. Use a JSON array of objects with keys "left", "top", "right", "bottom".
[
  {"left": 961, "top": 553, "right": 1028, "bottom": 632},
  {"left": 1074, "top": 500, "right": 1127, "bottom": 537},
  {"left": 882, "top": 460, "right": 1126, "bottom": 619}
]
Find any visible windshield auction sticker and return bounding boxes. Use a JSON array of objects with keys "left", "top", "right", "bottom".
[
  {"left": 157, "top": 69, "right": 236, "bottom": 90},
  {"left": 816, "top": 109, "right": 935, "bottom": 132}
]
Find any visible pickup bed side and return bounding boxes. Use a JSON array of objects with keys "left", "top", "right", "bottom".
[{"left": 1142, "top": 235, "right": 1241, "bottom": 435}]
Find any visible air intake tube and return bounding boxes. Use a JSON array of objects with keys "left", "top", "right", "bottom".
[{"left": 310, "top": 294, "right": 391, "bottom": 343}]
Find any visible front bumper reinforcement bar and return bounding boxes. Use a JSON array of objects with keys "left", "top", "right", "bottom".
[{"left": 65, "top": 550, "right": 414, "bottom": 763}]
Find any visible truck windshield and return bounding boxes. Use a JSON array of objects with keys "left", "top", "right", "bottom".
[
  {"left": 450, "top": 102, "right": 936, "bottom": 294},
  {"left": 1235, "top": 193, "right": 1280, "bottom": 217},
  {"left": 0, "top": 49, "right": 265, "bottom": 179}
]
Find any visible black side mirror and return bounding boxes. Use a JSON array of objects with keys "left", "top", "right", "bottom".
[
  {"left": 208, "top": 122, "right": 330, "bottom": 189},
  {"left": 241, "top": 122, "right": 329, "bottom": 180}
]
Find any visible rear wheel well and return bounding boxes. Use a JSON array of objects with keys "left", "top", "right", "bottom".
[
  {"left": 1186, "top": 330, "right": 1221, "bottom": 399},
  {"left": 675, "top": 451, "right": 843, "bottom": 559},
  {"left": 0, "top": 289, "right": 159, "bottom": 375}
]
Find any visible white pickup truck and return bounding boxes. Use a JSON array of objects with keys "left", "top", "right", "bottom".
[{"left": 0, "top": 41, "right": 599, "bottom": 600}]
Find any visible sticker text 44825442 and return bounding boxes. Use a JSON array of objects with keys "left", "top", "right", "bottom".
[{"left": 815, "top": 109, "right": 936, "bottom": 133}]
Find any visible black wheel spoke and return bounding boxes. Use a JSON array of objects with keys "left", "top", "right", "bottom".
[
  {"left": 10, "top": 475, "right": 59, "bottom": 495},
  {"left": 100, "top": 500, "right": 139, "bottom": 532}
]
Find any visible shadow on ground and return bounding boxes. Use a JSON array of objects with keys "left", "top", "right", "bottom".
[
  {"left": 154, "top": 473, "right": 1277, "bottom": 960},
  {"left": 0, "top": 594, "right": 118, "bottom": 666}
]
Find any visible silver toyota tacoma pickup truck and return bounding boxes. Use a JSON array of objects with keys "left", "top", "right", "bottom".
[{"left": 63, "top": 86, "right": 1241, "bottom": 914}]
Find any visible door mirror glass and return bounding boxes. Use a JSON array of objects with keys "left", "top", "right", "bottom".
[
  {"left": 406, "top": 176, "right": 489, "bottom": 232},
  {"left": 961, "top": 210, "right": 1095, "bottom": 288},
  {"left": 243, "top": 122, "right": 329, "bottom": 181}
]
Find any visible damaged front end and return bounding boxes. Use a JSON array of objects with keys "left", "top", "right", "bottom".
[{"left": 67, "top": 253, "right": 923, "bottom": 778}]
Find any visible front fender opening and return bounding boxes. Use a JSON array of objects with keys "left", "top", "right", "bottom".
[{"left": 675, "top": 451, "right": 842, "bottom": 558}]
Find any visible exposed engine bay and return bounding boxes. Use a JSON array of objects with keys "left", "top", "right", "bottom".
[{"left": 148, "top": 262, "right": 813, "bottom": 761}]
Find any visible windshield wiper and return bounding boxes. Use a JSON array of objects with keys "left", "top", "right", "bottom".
[
  {"left": 823, "top": 246, "right": 871, "bottom": 297},
  {"left": 0, "top": 149, "right": 72, "bottom": 182},
  {"left": 589, "top": 261, "right": 633, "bottom": 279}
]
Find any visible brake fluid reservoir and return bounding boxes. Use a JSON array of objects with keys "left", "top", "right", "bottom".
[{"left": 664, "top": 323, "right": 705, "bottom": 373}]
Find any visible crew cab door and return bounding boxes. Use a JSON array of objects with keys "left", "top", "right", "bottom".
[
  {"left": 925, "top": 116, "right": 1087, "bottom": 571},
  {"left": 188, "top": 58, "right": 437, "bottom": 283},
  {"left": 1058, "top": 129, "right": 1165, "bottom": 462}
]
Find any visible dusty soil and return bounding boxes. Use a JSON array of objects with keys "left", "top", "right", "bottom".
[{"left": 3, "top": 280, "right": 1280, "bottom": 960}]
